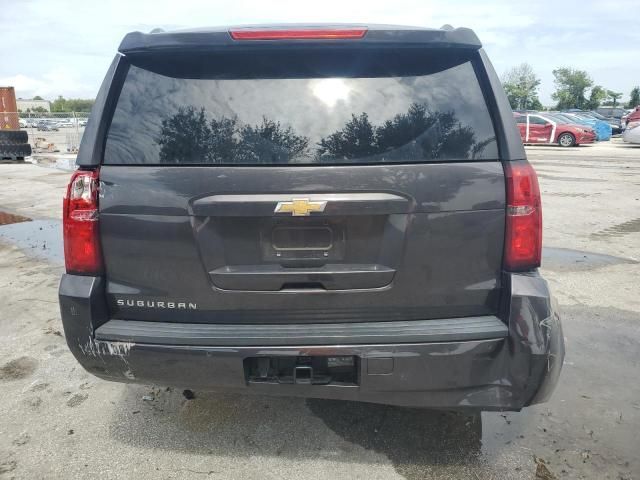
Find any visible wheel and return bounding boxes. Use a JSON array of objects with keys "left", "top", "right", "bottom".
[
  {"left": 558, "top": 132, "right": 575, "bottom": 147},
  {"left": 0, "top": 130, "right": 28, "bottom": 144}
]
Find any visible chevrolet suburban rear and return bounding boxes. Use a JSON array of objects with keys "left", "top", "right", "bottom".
[{"left": 58, "top": 24, "right": 564, "bottom": 410}]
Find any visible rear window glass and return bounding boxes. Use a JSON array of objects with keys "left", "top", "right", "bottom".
[{"left": 104, "top": 52, "right": 498, "bottom": 165}]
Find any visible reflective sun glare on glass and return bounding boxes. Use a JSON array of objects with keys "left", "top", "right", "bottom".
[{"left": 311, "top": 78, "right": 351, "bottom": 107}]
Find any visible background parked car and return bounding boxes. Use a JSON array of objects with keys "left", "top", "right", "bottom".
[
  {"left": 582, "top": 110, "right": 623, "bottom": 134},
  {"left": 624, "top": 106, "right": 640, "bottom": 129},
  {"left": 559, "top": 111, "right": 611, "bottom": 141},
  {"left": 596, "top": 107, "right": 627, "bottom": 130},
  {"left": 57, "top": 118, "right": 75, "bottom": 127},
  {"left": 622, "top": 121, "right": 640, "bottom": 144},
  {"left": 514, "top": 112, "right": 596, "bottom": 146},
  {"left": 36, "top": 120, "right": 59, "bottom": 131}
]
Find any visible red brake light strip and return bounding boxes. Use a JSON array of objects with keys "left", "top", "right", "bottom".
[{"left": 229, "top": 28, "right": 368, "bottom": 40}]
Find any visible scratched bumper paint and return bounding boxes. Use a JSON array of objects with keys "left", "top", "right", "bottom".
[{"left": 59, "top": 272, "right": 564, "bottom": 411}]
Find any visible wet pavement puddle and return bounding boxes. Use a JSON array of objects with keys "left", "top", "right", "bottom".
[
  {"left": 27, "top": 155, "right": 76, "bottom": 172},
  {"left": 0, "top": 218, "right": 63, "bottom": 265},
  {"left": 542, "top": 247, "right": 637, "bottom": 272}
]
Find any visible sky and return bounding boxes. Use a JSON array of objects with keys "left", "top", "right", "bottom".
[{"left": 1, "top": 0, "right": 639, "bottom": 106}]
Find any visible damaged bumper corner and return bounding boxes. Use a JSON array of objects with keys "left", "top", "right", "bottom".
[
  {"left": 59, "top": 272, "right": 564, "bottom": 410},
  {"left": 506, "top": 272, "right": 565, "bottom": 406}
]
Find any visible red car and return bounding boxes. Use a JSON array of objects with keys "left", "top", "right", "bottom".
[
  {"left": 624, "top": 106, "right": 640, "bottom": 129},
  {"left": 513, "top": 113, "right": 596, "bottom": 147}
]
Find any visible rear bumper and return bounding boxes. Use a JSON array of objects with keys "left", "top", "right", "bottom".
[{"left": 59, "top": 272, "right": 564, "bottom": 410}]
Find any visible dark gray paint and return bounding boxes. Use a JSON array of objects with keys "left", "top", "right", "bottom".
[
  {"left": 119, "top": 24, "right": 482, "bottom": 54},
  {"left": 209, "top": 264, "right": 397, "bottom": 291},
  {"left": 478, "top": 49, "right": 526, "bottom": 161},
  {"left": 95, "top": 316, "right": 508, "bottom": 346},
  {"left": 191, "top": 193, "right": 410, "bottom": 217},
  {"left": 62, "top": 25, "right": 563, "bottom": 410},
  {"left": 76, "top": 55, "right": 122, "bottom": 167},
  {"left": 59, "top": 272, "right": 563, "bottom": 410},
  {"left": 99, "top": 162, "right": 505, "bottom": 323}
]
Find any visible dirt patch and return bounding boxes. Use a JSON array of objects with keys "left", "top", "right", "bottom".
[
  {"left": 23, "top": 396, "right": 42, "bottom": 409},
  {"left": 43, "top": 326, "right": 63, "bottom": 337},
  {"left": 534, "top": 456, "right": 557, "bottom": 479},
  {"left": 66, "top": 393, "right": 88, "bottom": 408},
  {"left": 0, "top": 459, "right": 17, "bottom": 475},
  {"left": 12, "top": 433, "right": 30, "bottom": 447},
  {"left": 0, "top": 211, "right": 31, "bottom": 226},
  {"left": 544, "top": 192, "right": 598, "bottom": 198},
  {"left": 537, "top": 174, "right": 606, "bottom": 183},
  {"left": 0, "top": 356, "right": 37, "bottom": 381},
  {"left": 591, "top": 218, "right": 640, "bottom": 239}
]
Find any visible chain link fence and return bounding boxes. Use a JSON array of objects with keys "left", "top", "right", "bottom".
[{"left": 5, "top": 112, "right": 89, "bottom": 155}]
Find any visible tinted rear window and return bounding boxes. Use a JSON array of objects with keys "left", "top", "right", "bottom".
[{"left": 104, "top": 50, "right": 498, "bottom": 165}]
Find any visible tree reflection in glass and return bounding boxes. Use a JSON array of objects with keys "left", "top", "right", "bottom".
[{"left": 157, "top": 103, "right": 491, "bottom": 164}]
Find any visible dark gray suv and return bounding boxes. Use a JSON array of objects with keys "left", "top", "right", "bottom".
[{"left": 59, "top": 24, "right": 564, "bottom": 410}]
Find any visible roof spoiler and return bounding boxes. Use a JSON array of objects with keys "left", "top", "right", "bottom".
[{"left": 119, "top": 24, "right": 482, "bottom": 54}]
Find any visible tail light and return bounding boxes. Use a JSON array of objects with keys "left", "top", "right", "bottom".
[
  {"left": 504, "top": 161, "right": 542, "bottom": 271},
  {"left": 229, "top": 28, "right": 367, "bottom": 40},
  {"left": 63, "top": 169, "right": 103, "bottom": 275}
]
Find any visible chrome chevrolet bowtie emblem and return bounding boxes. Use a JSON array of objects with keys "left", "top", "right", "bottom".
[{"left": 274, "top": 198, "right": 327, "bottom": 216}]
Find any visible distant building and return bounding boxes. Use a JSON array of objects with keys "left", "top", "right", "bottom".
[{"left": 17, "top": 98, "right": 51, "bottom": 112}]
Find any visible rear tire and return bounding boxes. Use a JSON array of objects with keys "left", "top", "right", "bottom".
[
  {"left": 0, "top": 130, "right": 28, "bottom": 145},
  {"left": 558, "top": 132, "right": 575, "bottom": 147}
]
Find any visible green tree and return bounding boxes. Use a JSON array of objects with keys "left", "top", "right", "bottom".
[
  {"left": 586, "top": 85, "right": 607, "bottom": 109},
  {"left": 64, "top": 98, "right": 94, "bottom": 112},
  {"left": 502, "top": 63, "right": 542, "bottom": 110},
  {"left": 528, "top": 98, "right": 544, "bottom": 111},
  {"left": 627, "top": 86, "right": 640, "bottom": 108},
  {"left": 50, "top": 96, "right": 95, "bottom": 112},
  {"left": 317, "top": 113, "right": 377, "bottom": 159},
  {"left": 237, "top": 117, "right": 309, "bottom": 164},
  {"left": 551, "top": 68, "right": 593, "bottom": 109},
  {"left": 208, "top": 116, "right": 239, "bottom": 163},
  {"left": 157, "top": 107, "right": 310, "bottom": 164},
  {"left": 316, "top": 104, "right": 487, "bottom": 162},
  {"left": 606, "top": 90, "right": 623, "bottom": 107},
  {"left": 158, "top": 107, "right": 212, "bottom": 163},
  {"left": 51, "top": 95, "right": 67, "bottom": 112}
]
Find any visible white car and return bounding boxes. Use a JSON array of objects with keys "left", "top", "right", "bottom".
[
  {"left": 57, "top": 119, "right": 75, "bottom": 127},
  {"left": 622, "top": 122, "right": 640, "bottom": 144}
]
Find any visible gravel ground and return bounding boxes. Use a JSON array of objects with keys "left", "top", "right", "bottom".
[{"left": 0, "top": 139, "right": 638, "bottom": 479}]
